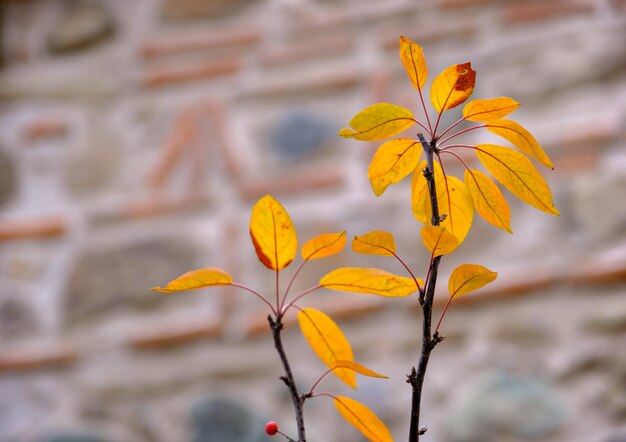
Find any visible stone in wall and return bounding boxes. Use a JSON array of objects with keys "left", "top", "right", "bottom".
[
  {"left": 444, "top": 371, "right": 567, "bottom": 442},
  {"left": 64, "top": 237, "right": 197, "bottom": 325},
  {"left": 47, "top": 0, "right": 116, "bottom": 54},
  {"left": 269, "top": 110, "right": 338, "bottom": 162},
  {"left": 0, "top": 148, "right": 17, "bottom": 208},
  {"left": 191, "top": 397, "right": 269, "bottom": 442},
  {"left": 62, "top": 126, "right": 121, "bottom": 199},
  {"left": 0, "top": 294, "right": 38, "bottom": 339}
]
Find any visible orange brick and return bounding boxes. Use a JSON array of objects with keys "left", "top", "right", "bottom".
[
  {"left": 568, "top": 259, "right": 626, "bottom": 285},
  {"left": 553, "top": 152, "right": 599, "bottom": 174},
  {"left": 381, "top": 23, "right": 476, "bottom": 48},
  {"left": 141, "top": 59, "right": 241, "bottom": 88},
  {"left": 140, "top": 28, "right": 261, "bottom": 59},
  {"left": 0, "top": 215, "right": 67, "bottom": 242},
  {"left": 502, "top": 0, "right": 595, "bottom": 23},
  {"left": 239, "top": 168, "right": 344, "bottom": 201},
  {"left": 242, "top": 69, "right": 359, "bottom": 99},
  {"left": 203, "top": 101, "right": 246, "bottom": 182},
  {"left": 259, "top": 34, "right": 354, "bottom": 67},
  {"left": 129, "top": 321, "right": 223, "bottom": 350},
  {"left": 23, "top": 118, "right": 68, "bottom": 141},
  {"left": 437, "top": 0, "right": 496, "bottom": 8},
  {"left": 0, "top": 343, "right": 77, "bottom": 373}
]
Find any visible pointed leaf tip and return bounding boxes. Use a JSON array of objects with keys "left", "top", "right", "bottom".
[
  {"left": 352, "top": 231, "right": 396, "bottom": 256},
  {"left": 302, "top": 231, "right": 346, "bottom": 260},
  {"left": 341, "top": 103, "right": 415, "bottom": 141},
  {"left": 320, "top": 267, "right": 419, "bottom": 297},
  {"left": 153, "top": 267, "right": 233, "bottom": 293},
  {"left": 449, "top": 263, "right": 497, "bottom": 299},
  {"left": 399, "top": 36, "right": 428, "bottom": 90}
]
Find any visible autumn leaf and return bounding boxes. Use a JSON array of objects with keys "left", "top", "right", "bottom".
[
  {"left": 399, "top": 36, "right": 427, "bottom": 90},
  {"left": 462, "top": 97, "right": 519, "bottom": 122},
  {"left": 464, "top": 169, "right": 512, "bottom": 233},
  {"left": 430, "top": 62, "right": 476, "bottom": 113},
  {"left": 420, "top": 226, "right": 459, "bottom": 257},
  {"left": 320, "top": 268, "right": 419, "bottom": 297},
  {"left": 449, "top": 263, "right": 497, "bottom": 298},
  {"left": 475, "top": 144, "right": 559, "bottom": 215},
  {"left": 339, "top": 103, "right": 416, "bottom": 141},
  {"left": 352, "top": 231, "right": 396, "bottom": 256},
  {"left": 301, "top": 232, "right": 346, "bottom": 261},
  {"left": 334, "top": 396, "right": 393, "bottom": 442},
  {"left": 486, "top": 119, "right": 553, "bottom": 169},
  {"left": 298, "top": 308, "right": 356, "bottom": 388},
  {"left": 249, "top": 195, "right": 298, "bottom": 270},
  {"left": 368, "top": 138, "right": 422, "bottom": 196},
  {"left": 152, "top": 268, "right": 232, "bottom": 293},
  {"left": 412, "top": 160, "right": 474, "bottom": 244},
  {"left": 333, "top": 360, "right": 388, "bottom": 379}
]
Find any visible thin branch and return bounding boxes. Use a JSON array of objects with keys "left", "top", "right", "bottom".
[{"left": 269, "top": 315, "right": 306, "bottom": 441}]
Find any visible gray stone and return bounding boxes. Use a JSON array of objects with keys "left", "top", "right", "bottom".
[
  {"left": 37, "top": 433, "right": 109, "bottom": 442},
  {"left": 62, "top": 127, "right": 121, "bottom": 198},
  {"left": 0, "top": 148, "right": 17, "bottom": 208},
  {"left": 191, "top": 397, "right": 269, "bottom": 442},
  {"left": 64, "top": 237, "right": 197, "bottom": 325},
  {"left": 445, "top": 372, "right": 567, "bottom": 442},
  {"left": 584, "top": 303, "right": 626, "bottom": 335},
  {"left": 47, "top": 0, "right": 116, "bottom": 54},
  {"left": 269, "top": 110, "right": 337, "bottom": 162},
  {"left": 0, "top": 295, "right": 38, "bottom": 339}
]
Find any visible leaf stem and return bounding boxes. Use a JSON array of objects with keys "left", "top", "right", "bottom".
[
  {"left": 437, "top": 124, "right": 486, "bottom": 146},
  {"left": 269, "top": 315, "right": 306, "bottom": 442},
  {"left": 436, "top": 116, "right": 466, "bottom": 141},
  {"left": 434, "top": 295, "right": 454, "bottom": 335},
  {"left": 281, "top": 259, "right": 309, "bottom": 311},
  {"left": 231, "top": 283, "right": 277, "bottom": 316},
  {"left": 281, "top": 285, "right": 322, "bottom": 315}
]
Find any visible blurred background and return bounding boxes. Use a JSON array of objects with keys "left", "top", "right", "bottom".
[{"left": 0, "top": 0, "right": 625, "bottom": 441}]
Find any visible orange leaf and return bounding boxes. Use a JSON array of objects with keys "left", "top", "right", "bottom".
[
  {"left": 449, "top": 263, "right": 497, "bottom": 298},
  {"left": 352, "top": 231, "right": 396, "bottom": 256},
  {"left": 430, "top": 62, "right": 476, "bottom": 113},
  {"left": 368, "top": 138, "right": 422, "bottom": 196},
  {"left": 320, "top": 268, "right": 419, "bottom": 297},
  {"left": 464, "top": 169, "right": 512, "bottom": 233},
  {"left": 298, "top": 308, "right": 356, "bottom": 389},
  {"left": 301, "top": 231, "right": 346, "bottom": 261},
  {"left": 462, "top": 97, "right": 519, "bottom": 122},
  {"left": 152, "top": 267, "right": 232, "bottom": 293},
  {"left": 249, "top": 195, "right": 298, "bottom": 270},
  {"left": 486, "top": 119, "right": 553, "bottom": 168},
  {"left": 334, "top": 396, "right": 393, "bottom": 442},
  {"left": 420, "top": 226, "right": 459, "bottom": 257},
  {"left": 399, "top": 36, "right": 427, "bottom": 90},
  {"left": 475, "top": 144, "right": 559, "bottom": 215},
  {"left": 339, "top": 103, "right": 416, "bottom": 141},
  {"left": 333, "top": 360, "right": 388, "bottom": 379},
  {"left": 412, "top": 160, "right": 474, "bottom": 244}
]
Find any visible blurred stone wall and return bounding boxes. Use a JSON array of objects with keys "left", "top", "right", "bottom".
[{"left": 0, "top": 0, "right": 625, "bottom": 441}]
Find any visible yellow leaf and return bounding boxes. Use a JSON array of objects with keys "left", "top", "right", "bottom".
[
  {"left": 462, "top": 97, "right": 519, "bottom": 122},
  {"left": 368, "top": 138, "right": 422, "bottom": 196},
  {"left": 249, "top": 195, "right": 298, "bottom": 270},
  {"left": 298, "top": 308, "right": 356, "bottom": 389},
  {"left": 420, "top": 226, "right": 459, "bottom": 257},
  {"left": 475, "top": 144, "right": 559, "bottom": 215},
  {"left": 412, "top": 161, "right": 474, "bottom": 244},
  {"left": 449, "top": 263, "right": 497, "bottom": 298},
  {"left": 464, "top": 169, "right": 512, "bottom": 233},
  {"left": 334, "top": 396, "right": 393, "bottom": 442},
  {"left": 301, "top": 232, "right": 346, "bottom": 261},
  {"left": 339, "top": 103, "right": 416, "bottom": 141},
  {"left": 399, "top": 36, "right": 427, "bottom": 90},
  {"left": 486, "top": 119, "right": 553, "bottom": 169},
  {"left": 333, "top": 360, "right": 388, "bottom": 379},
  {"left": 352, "top": 231, "right": 396, "bottom": 256},
  {"left": 320, "top": 268, "right": 419, "bottom": 297},
  {"left": 152, "top": 267, "right": 232, "bottom": 293},
  {"left": 430, "top": 62, "right": 476, "bottom": 113}
]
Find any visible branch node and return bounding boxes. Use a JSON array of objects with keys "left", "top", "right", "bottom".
[
  {"left": 419, "top": 426, "right": 428, "bottom": 435},
  {"left": 439, "top": 214, "right": 447, "bottom": 222}
]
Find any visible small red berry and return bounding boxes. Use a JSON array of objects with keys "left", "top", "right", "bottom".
[{"left": 265, "top": 421, "right": 279, "bottom": 436}]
